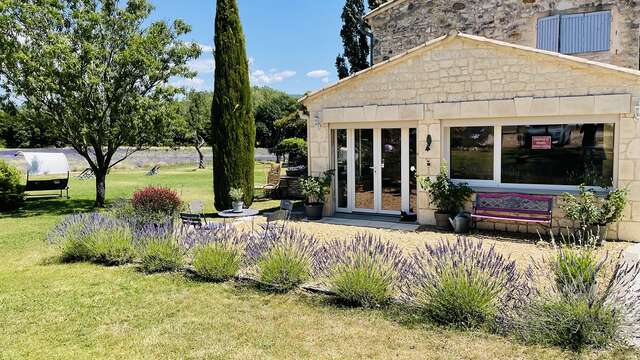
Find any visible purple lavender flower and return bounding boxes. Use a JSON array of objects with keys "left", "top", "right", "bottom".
[{"left": 401, "top": 237, "right": 533, "bottom": 330}]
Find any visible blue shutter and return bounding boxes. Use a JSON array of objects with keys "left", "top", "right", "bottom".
[
  {"left": 559, "top": 13, "right": 584, "bottom": 54},
  {"left": 537, "top": 15, "right": 560, "bottom": 52},
  {"left": 560, "top": 11, "right": 611, "bottom": 54},
  {"left": 583, "top": 11, "right": 611, "bottom": 52}
]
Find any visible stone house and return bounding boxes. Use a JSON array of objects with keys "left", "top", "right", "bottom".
[
  {"left": 365, "top": 0, "right": 640, "bottom": 70},
  {"left": 300, "top": 2, "right": 640, "bottom": 241}
]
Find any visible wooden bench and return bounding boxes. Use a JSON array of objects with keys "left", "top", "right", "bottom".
[{"left": 471, "top": 192, "right": 554, "bottom": 229}]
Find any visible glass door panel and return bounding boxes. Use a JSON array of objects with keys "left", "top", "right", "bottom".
[
  {"left": 409, "top": 128, "right": 417, "bottom": 213},
  {"left": 336, "top": 129, "right": 348, "bottom": 209},
  {"left": 381, "top": 129, "right": 402, "bottom": 212},
  {"left": 354, "top": 129, "right": 375, "bottom": 210}
]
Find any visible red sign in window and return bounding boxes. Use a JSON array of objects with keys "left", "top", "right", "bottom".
[{"left": 532, "top": 136, "right": 552, "bottom": 150}]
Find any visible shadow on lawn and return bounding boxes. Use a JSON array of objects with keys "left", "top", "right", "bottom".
[{"left": 0, "top": 197, "right": 97, "bottom": 219}]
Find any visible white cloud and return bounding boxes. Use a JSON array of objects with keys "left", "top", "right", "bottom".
[
  {"left": 251, "top": 69, "right": 296, "bottom": 85},
  {"left": 306, "top": 69, "right": 330, "bottom": 78},
  {"left": 187, "top": 58, "right": 215, "bottom": 74},
  {"left": 169, "top": 77, "right": 208, "bottom": 91}
]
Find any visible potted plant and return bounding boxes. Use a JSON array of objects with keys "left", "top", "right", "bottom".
[
  {"left": 560, "top": 185, "right": 628, "bottom": 243},
  {"left": 298, "top": 170, "right": 333, "bottom": 220},
  {"left": 229, "top": 187, "right": 244, "bottom": 213},
  {"left": 418, "top": 164, "right": 473, "bottom": 231}
]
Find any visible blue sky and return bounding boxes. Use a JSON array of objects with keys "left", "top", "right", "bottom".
[{"left": 150, "top": 0, "right": 347, "bottom": 95}]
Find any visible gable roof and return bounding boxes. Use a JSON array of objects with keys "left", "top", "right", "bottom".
[
  {"left": 364, "top": 0, "right": 409, "bottom": 21},
  {"left": 299, "top": 31, "right": 640, "bottom": 104}
]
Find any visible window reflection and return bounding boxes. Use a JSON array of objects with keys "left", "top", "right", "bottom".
[
  {"left": 501, "top": 124, "right": 615, "bottom": 186},
  {"left": 450, "top": 126, "right": 494, "bottom": 180}
]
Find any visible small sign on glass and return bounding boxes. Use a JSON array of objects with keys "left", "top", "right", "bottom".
[{"left": 532, "top": 136, "right": 552, "bottom": 150}]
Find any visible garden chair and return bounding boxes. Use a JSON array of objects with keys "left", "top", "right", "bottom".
[
  {"left": 188, "top": 200, "right": 207, "bottom": 224},
  {"left": 260, "top": 163, "right": 282, "bottom": 197},
  {"left": 263, "top": 209, "right": 289, "bottom": 233},
  {"left": 77, "top": 168, "right": 94, "bottom": 180},
  {"left": 280, "top": 199, "right": 293, "bottom": 221},
  {"left": 146, "top": 165, "right": 160, "bottom": 176}
]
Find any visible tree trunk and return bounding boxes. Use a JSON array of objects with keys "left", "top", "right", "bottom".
[
  {"left": 95, "top": 169, "right": 107, "bottom": 207},
  {"left": 196, "top": 145, "right": 205, "bottom": 169}
]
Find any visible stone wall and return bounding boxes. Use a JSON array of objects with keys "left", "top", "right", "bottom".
[
  {"left": 367, "top": 0, "right": 640, "bottom": 70},
  {"left": 302, "top": 35, "right": 640, "bottom": 241}
]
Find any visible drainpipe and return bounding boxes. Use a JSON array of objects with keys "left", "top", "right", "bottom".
[{"left": 357, "top": 20, "right": 376, "bottom": 66}]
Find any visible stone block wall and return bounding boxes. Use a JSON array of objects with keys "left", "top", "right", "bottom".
[
  {"left": 302, "top": 35, "right": 640, "bottom": 241},
  {"left": 367, "top": 0, "right": 640, "bottom": 70}
]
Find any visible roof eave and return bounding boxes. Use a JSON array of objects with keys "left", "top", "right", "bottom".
[{"left": 363, "top": 0, "right": 408, "bottom": 22}]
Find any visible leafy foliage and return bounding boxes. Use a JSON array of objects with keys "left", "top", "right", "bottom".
[
  {"left": 178, "top": 91, "right": 213, "bottom": 169},
  {"left": 402, "top": 238, "right": 531, "bottom": 330},
  {"left": 253, "top": 87, "right": 300, "bottom": 149},
  {"left": 418, "top": 164, "right": 473, "bottom": 214},
  {"left": 0, "top": 105, "right": 59, "bottom": 148},
  {"left": 132, "top": 186, "right": 182, "bottom": 218},
  {"left": 212, "top": 0, "right": 255, "bottom": 210},
  {"left": 0, "top": 0, "right": 201, "bottom": 206},
  {"left": 0, "top": 160, "right": 24, "bottom": 211},
  {"left": 317, "top": 234, "right": 409, "bottom": 307},
  {"left": 561, "top": 185, "right": 629, "bottom": 230},
  {"left": 229, "top": 188, "right": 244, "bottom": 202},
  {"left": 273, "top": 137, "right": 307, "bottom": 166},
  {"left": 299, "top": 170, "right": 334, "bottom": 204},
  {"left": 337, "top": 0, "right": 371, "bottom": 76}
]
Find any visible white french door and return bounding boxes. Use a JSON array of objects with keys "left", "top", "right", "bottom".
[{"left": 334, "top": 127, "right": 416, "bottom": 215}]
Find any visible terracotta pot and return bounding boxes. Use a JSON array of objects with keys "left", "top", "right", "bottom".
[{"left": 305, "top": 203, "right": 324, "bottom": 220}]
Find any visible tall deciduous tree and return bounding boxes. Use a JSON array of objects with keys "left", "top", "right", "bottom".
[
  {"left": 335, "top": 0, "right": 384, "bottom": 79},
  {"left": 212, "top": 0, "right": 255, "bottom": 210},
  {"left": 182, "top": 91, "right": 212, "bottom": 169},
  {"left": 0, "top": 0, "right": 201, "bottom": 207}
]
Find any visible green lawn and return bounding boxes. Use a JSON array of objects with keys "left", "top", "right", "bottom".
[{"left": 0, "top": 164, "right": 637, "bottom": 359}]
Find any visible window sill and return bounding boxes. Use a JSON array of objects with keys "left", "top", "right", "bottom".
[{"left": 469, "top": 186, "right": 609, "bottom": 196}]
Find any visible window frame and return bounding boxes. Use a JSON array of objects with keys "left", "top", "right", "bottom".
[{"left": 442, "top": 115, "right": 619, "bottom": 192}]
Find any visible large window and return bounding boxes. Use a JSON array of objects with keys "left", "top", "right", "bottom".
[
  {"left": 502, "top": 124, "right": 614, "bottom": 187},
  {"left": 450, "top": 126, "right": 494, "bottom": 180},
  {"left": 448, "top": 121, "right": 615, "bottom": 188}
]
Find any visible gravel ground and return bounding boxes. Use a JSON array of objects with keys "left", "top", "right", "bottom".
[{"left": 236, "top": 217, "right": 632, "bottom": 267}]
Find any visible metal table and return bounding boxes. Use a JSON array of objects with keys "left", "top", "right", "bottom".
[{"left": 218, "top": 208, "right": 260, "bottom": 231}]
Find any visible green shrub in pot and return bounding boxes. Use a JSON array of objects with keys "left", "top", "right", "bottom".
[
  {"left": 418, "top": 164, "right": 473, "bottom": 230},
  {"left": 298, "top": 170, "right": 333, "bottom": 220},
  {"left": 560, "top": 185, "right": 628, "bottom": 243}
]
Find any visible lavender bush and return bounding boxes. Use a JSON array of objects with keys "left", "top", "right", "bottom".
[
  {"left": 139, "top": 237, "right": 184, "bottom": 273},
  {"left": 401, "top": 237, "right": 532, "bottom": 330},
  {"left": 48, "top": 212, "right": 134, "bottom": 264},
  {"left": 518, "top": 238, "right": 640, "bottom": 351},
  {"left": 246, "top": 228, "right": 319, "bottom": 291},
  {"left": 188, "top": 226, "right": 248, "bottom": 282},
  {"left": 316, "top": 234, "right": 409, "bottom": 307}
]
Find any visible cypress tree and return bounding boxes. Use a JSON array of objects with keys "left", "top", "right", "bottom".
[
  {"left": 211, "top": 0, "right": 255, "bottom": 211},
  {"left": 335, "top": 0, "right": 382, "bottom": 78}
]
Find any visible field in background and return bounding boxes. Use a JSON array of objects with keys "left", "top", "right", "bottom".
[{"left": 0, "top": 147, "right": 277, "bottom": 172}]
